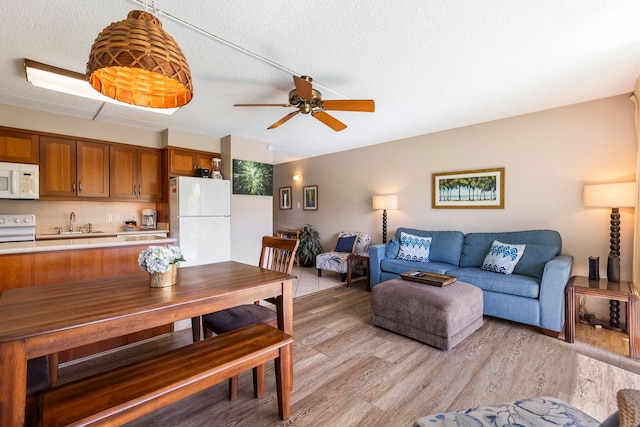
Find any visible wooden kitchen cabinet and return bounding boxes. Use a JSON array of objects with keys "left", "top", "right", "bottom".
[
  {"left": 0, "top": 127, "right": 39, "bottom": 164},
  {"left": 110, "top": 145, "right": 162, "bottom": 200},
  {"left": 40, "top": 136, "right": 109, "bottom": 198},
  {"left": 167, "top": 146, "right": 220, "bottom": 177}
]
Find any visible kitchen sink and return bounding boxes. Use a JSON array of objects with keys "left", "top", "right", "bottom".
[{"left": 59, "top": 231, "right": 83, "bottom": 235}]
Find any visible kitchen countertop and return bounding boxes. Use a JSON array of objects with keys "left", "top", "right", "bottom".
[
  {"left": 35, "top": 229, "right": 169, "bottom": 240},
  {"left": 0, "top": 235, "right": 177, "bottom": 255}
]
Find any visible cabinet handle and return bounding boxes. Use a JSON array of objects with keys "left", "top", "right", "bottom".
[
  {"left": 78, "top": 182, "right": 82, "bottom": 193},
  {"left": 72, "top": 181, "right": 76, "bottom": 192},
  {"left": 133, "top": 184, "right": 137, "bottom": 195},
  {"left": 138, "top": 185, "right": 142, "bottom": 196}
]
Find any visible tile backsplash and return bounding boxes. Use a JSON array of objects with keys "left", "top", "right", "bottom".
[{"left": 0, "top": 200, "right": 157, "bottom": 234}]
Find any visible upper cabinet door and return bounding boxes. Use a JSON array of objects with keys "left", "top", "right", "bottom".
[
  {"left": 137, "top": 148, "right": 162, "bottom": 201},
  {"left": 76, "top": 141, "right": 109, "bottom": 198},
  {"left": 109, "top": 145, "right": 137, "bottom": 199},
  {"left": 39, "top": 136, "right": 77, "bottom": 197},
  {"left": 0, "top": 128, "right": 39, "bottom": 164},
  {"left": 168, "top": 148, "right": 197, "bottom": 176}
]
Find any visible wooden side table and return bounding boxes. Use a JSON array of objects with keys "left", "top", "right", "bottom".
[
  {"left": 564, "top": 275, "right": 639, "bottom": 359},
  {"left": 347, "top": 254, "right": 370, "bottom": 290}
]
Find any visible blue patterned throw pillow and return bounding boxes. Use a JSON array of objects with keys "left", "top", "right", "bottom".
[
  {"left": 396, "top": 232, "right": 432, "bottom": 262},
  {"left": 481, "top": 240, "right": 526, "bottom": 274}
]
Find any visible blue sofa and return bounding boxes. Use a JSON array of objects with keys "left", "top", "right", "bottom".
[{"left": 369, "top": 228, "right": 573, "bottom": 333}]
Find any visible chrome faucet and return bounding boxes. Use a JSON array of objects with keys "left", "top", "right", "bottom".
[{"left": 69, "top": 212, "right": 76, "bottom": 232}]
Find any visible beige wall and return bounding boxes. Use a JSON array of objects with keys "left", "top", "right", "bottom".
[{"left": 274, "top": 95, "right": 637, "bottom": 286}]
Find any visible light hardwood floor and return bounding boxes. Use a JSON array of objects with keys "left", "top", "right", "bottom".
[{"left": 57, "top": 279, "right": 640, "bottom": 426}]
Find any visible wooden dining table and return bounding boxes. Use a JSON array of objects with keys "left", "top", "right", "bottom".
[{"left": 0, "top": 261, "right": 295, "bottom": 426}]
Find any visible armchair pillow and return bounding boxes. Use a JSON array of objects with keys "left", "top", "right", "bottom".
[
  {"left": 481, "top": 240, "right": 526, "bottom": 274},
  {"left": 334, "top": 235, "right": 357, "bottom": 252},
  {"left": 396, "top": 232, "right": 432, "bottom": 262}
]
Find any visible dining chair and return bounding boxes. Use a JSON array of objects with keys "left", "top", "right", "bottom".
[{"left": 192, "top": 235, "right": 299, "bottom": 400}]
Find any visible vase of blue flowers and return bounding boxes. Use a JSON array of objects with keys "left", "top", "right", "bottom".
[{"left": 138, "top": 244, "right": 185, "bottom": 287}]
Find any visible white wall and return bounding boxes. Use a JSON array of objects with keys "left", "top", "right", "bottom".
[
  {"left": 221, "top": 135, "right": 274, "bottom": 265},
  {"left": 274, "top": 95, "right": 637, "bottom": 308}
]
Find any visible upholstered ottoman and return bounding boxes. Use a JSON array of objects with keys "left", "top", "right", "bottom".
[{"left": 371, "top": 278, "right": 483, "bottom": 350}]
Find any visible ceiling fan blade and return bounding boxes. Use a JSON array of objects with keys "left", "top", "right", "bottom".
[
  {"left": 320, "top": 100, "right": 375, "bottom": 112},
  {"left": 293, "top": 76, "right": 313, "bottom": 101},
  {"left": 311, "top": 110, "right": 347, "bottom": 132},
  {"left": 234, "top": 103, "right": 292, "bottom": 107},
  {"left": 268, "top": 111, "right": 299, "bottom": 129}
]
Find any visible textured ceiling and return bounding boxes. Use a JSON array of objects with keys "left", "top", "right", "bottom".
[{"left": 1, "top": 1, "right": 639, "bottom": 164}]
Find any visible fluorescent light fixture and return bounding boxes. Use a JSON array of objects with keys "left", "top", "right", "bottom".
[{"left": 24, "top": 59, "right": 179, "bottom": 115}]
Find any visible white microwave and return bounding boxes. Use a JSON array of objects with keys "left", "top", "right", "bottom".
[{"left": 0, "top": 162, "right": 39, "bottom": 199}]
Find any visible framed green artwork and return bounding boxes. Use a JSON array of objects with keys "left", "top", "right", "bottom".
[{"left": 232, "top": 159, "right": 273, "bottom": 196}]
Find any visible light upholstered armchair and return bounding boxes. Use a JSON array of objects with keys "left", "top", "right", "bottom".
[{"left": 316, "top": 231, "right": 371, "bottom": 282}]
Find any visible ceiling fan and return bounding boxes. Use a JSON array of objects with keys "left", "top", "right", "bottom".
[{"left": 234, "top": 75, "right": 375, "bottom": 132}]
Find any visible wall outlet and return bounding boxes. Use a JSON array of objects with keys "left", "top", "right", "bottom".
[
  {"left": 106, "top": 213, "right": 113, "bottom": 222},
  {"left": 113, "top": 214, "right": 120, "bottom": 222},
  {"left": 131, "top": 214, "right": 137, "bottom": 222}
]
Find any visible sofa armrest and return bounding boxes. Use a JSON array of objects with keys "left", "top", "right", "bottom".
[
  {"left": 369, "top": 244, "right": 385, "bottom": 288},
  {"left": 539, "top": 255, "right": 574, "bottom": 332}
]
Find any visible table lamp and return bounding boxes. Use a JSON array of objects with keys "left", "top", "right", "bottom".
[
  {"left": 583, "top": 182, "right": 636, "bottom": 282},
  {"left": 373, "top": 194, "right": 398, "bottom": 244}
]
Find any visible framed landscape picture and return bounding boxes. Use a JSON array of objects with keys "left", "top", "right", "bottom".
[
  {"left": 279, "top": 187, "right": 292, "bottom": 210},
  {"left": 432, "top": 167, "right": 504, "bottom": 209},
  {"left": 303, "top": 185, "right": 318, "bottom": 211}
]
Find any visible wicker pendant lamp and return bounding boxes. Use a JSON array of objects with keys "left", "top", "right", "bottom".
[{"left": 87, "top": 10, "right": 193, "bottom": 109}]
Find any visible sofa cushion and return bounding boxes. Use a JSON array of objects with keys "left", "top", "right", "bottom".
[
  {"left": 385, "top": 237, "right": 400, "bottom": 258},
  {"left": 447, "top": 267, "right": 541, "bottom": 298},
  {"left": 395, "top": 228, "right": 464, "bottom": 266},
  {"left": 381, "top": 258, "right": 458, "bottom": 276},
  {"left": 481, "top": 240, "right": 526, "bottom": 274},
  {"left": 460, "top": 230, "right": 561, "bottom": 269},
  {"left": 396, "top": 232, "right": 432, "bottom": 262},
  {"left": 513, "top": 243, "right": 560, "bottom": 279}
]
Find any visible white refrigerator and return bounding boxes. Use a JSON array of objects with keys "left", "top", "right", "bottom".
[{"left": 169, "top": 177, "right": 231, "bottom": 267}]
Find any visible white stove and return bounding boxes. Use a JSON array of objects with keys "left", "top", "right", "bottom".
[{"left": 0, "top": 214, "right": 36, "bottom": 242}]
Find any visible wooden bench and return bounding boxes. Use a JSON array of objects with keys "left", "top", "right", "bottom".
[{"left": 39, "top": 323, "right": 293, "bottom": 426}]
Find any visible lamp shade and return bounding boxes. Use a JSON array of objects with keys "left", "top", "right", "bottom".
[
  {"left": 583, "top": 182, "right": 636, "bottom": 208},
  {"left": 373, "top": 194, "right": 398, "bottom": 210},
  {"left": 87, "top": 10, "right": 193, "bottom": 109}
]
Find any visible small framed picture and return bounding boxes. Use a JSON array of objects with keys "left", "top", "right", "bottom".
[
  {"left": 279, "top": 187, "right": 292, "bottom": 210},
  {"left": 303, "top": 185, "right": 318, "bottom": 211}
]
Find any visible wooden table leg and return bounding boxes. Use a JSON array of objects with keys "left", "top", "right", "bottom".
[
  {"left": 276, "top": 280, "right": 295, "bottom": 392},
  {"left": 564, "top": 285, "right": 576, "bottom": 343},
  {"left": 0, "top": 340, "right": 27, "bottom": 427},
  {"left": 275, "top": 343, "right": 292, "bottom": 419},
  {"left": 628, "top": 294, "right": 639, "bottom": 359}
]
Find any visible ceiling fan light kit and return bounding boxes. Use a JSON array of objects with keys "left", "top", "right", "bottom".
[
  {"left": 235, "top": 75, "right": 374, "bottom": 131},
  {"left": 87, "top": 10, "right": 193, "bottom": 109}
]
